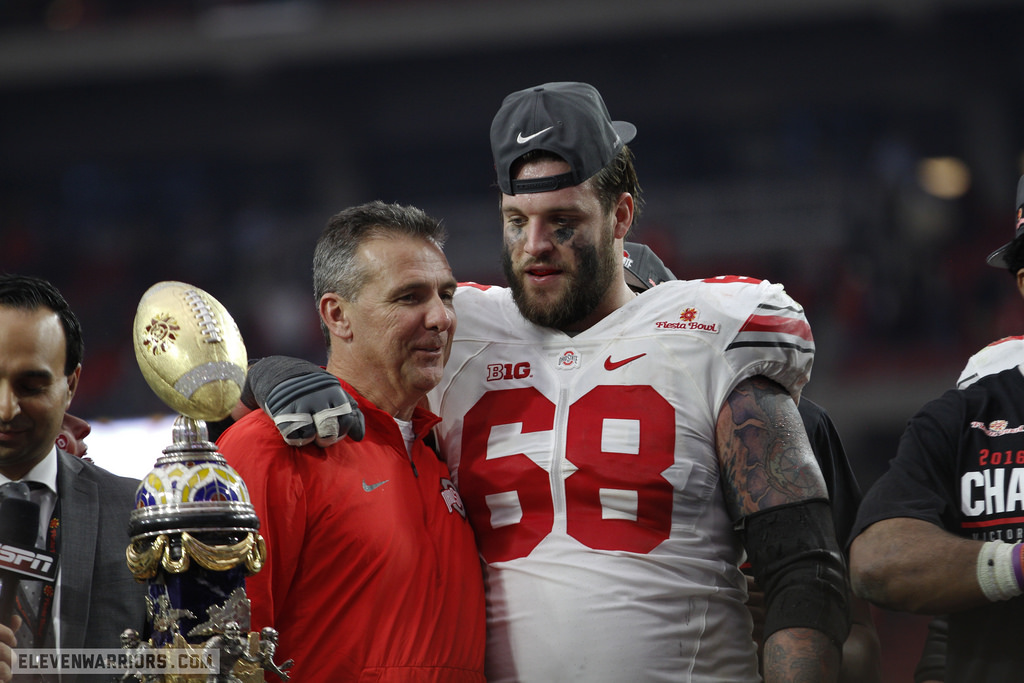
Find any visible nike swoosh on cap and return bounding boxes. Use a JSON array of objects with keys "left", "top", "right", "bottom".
[
  {"left": 517, "top": 126, "right": 554, "bottom": 144},
  {"left": 604, "top": 353, "right": 646, "bottom": 371},
  {"left": 362, "top": 479, "right": 389, "bottom": 492}
]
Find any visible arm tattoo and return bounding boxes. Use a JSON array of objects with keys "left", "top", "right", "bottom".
[
  {"left": 716, "top": 376, "right": 827, "bottom": 519},
  {"left": 763, "top": 629, "right": 838, "bottom": 683}
]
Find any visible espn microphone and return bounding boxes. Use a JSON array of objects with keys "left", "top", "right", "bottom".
[{"left": 0, "top": 484, "right": 43, "bottom": 626}]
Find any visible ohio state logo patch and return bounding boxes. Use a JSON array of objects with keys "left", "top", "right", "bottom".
[{"left": 556, "top": 348, "right": 581, "bottom": 370}]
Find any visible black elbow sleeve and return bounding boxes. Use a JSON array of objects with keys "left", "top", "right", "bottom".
[{"left": 739, "top": 499, "right": 851, "bottom": 649}]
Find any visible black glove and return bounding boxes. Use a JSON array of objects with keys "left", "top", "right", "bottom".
[{"left": 244, "top": 356, "right": 365, "bottom": 447}]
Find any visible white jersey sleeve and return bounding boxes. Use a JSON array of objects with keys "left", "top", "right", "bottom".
[
  {"left": 957, "top": 335, "right": 1024, "bottom": 389},
  {"left": 428, "top": 277, "right": 813, "bottom": 683}
]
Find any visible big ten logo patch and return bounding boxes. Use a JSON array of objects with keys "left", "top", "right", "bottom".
[{"left": 487, "top": 362, "right": 532, "bottom": 381}]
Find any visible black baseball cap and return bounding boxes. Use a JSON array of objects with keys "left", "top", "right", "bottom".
[
  {"left": 491, "top": 82, "right": 636, "bottom": 195},
  {"left": 623, "top": 241, "right": 676, "bottom": 292},
  {"left": 986, "top": 174, "right": 1024, "bottom": 269}
]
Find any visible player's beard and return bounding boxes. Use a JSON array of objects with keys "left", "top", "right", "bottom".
[{"left": 502, "top": 230, "right": 619, "bottom": 330}]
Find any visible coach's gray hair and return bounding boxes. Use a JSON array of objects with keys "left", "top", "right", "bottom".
[{"left": 312, "top": 200, "right": 447, "bottom": 347}]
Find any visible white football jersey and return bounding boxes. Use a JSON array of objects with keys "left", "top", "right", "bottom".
[
  {"left": 429, "top": 277, "right": 814, "bottom": 683},
  {"left": 957, "top": 335, "right": 1024, "bottom": 389}
]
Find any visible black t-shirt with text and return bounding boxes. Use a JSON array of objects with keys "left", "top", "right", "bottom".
[{"left": 853, "top": 367, "right": 1024, "bottom": 682}]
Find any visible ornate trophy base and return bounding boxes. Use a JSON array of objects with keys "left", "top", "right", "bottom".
[{"left": 123, "top": 417, "right": 290, "bottom": 683}]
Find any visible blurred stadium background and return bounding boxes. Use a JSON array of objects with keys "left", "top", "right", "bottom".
[{"left": 4, "top": 0, "right": 1024, "bottom": 678}]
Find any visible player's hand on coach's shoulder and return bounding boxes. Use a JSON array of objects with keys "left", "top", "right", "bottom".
[{"left": 244, "top": 356, "right": 364, "bottom": 447}]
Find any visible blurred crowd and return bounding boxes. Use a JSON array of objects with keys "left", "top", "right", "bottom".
[{"left": 1, "top": 144, "right": 1018, "bottom": 426}]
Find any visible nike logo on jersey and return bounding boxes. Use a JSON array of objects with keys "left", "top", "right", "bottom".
[
  {"left": 604, "top": 353, "right": 646, "bottom": 370},
  {"left": 362, "top": 479, "right": 389, "bottom": 492},
  {"left": 517, "top": 126, "right": 553, "bottom": 144}
]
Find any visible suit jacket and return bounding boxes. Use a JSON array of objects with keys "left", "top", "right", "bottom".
[{"left": 54, "top": 449, "right": 148, "bottom": 680}]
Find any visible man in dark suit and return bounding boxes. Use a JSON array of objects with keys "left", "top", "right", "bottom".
[{"left": 0, "top": 274, "right": 146, "bottom": 682}]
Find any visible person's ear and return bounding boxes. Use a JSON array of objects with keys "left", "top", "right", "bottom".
[
  {"left": 65, "top": 364, "right": 81, "bottom": 408},
  {"left": 320, "top": 293, "right": 353, "bottom": 342},
  {"left": 612, "top": 192, "right": 634, "bottom": 240}
]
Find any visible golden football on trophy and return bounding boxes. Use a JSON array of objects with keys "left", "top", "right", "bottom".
[{"left": 133, "top": 281, "right": 247, "bottom": 422}]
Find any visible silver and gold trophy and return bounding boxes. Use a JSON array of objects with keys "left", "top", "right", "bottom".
[{"left": 123, "top": 281, "right": 290, "bottom": 682}]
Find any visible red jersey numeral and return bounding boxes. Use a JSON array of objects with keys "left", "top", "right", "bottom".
[
  {"left": 459, "top": 386, "right": 676, "bottom": 562},
  {"left": 461, "top": 388, "right": 555, "bottom": 563}
]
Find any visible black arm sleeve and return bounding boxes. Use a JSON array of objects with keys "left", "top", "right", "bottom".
[{"left": 739, "top": 499, "right": 852, "bottom": 649}]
